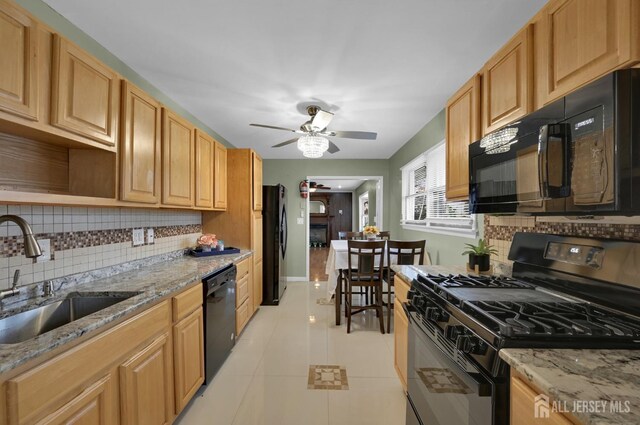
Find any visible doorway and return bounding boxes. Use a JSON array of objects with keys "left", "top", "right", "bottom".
[{"left": 305, "top": 176, "right": 384, "bottom": 282}]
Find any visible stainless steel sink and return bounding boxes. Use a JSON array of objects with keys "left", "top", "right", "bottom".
[{"left": 0, "top": 292, "right": 139, "bottom": 344}]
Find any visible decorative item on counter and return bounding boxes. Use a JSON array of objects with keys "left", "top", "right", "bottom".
[
  {"left": 217, "top": 239, "right": 224, "bottom": 251},
  {"left": 363, "top": 225, "right": 379, "bottom": 240},
  {"left": 197, "top": 234, "right": 218, "bottom": 252},
  {"left": 462, "top": 239, "right": 498, "bottom": 274}
]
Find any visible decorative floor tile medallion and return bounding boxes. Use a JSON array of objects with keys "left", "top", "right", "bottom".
[
  {"left": 307, "top": 365, "right": 349, "bottom": 390},
  {"left": 417, "top": 367, "right": 472, "bottom": 394}
]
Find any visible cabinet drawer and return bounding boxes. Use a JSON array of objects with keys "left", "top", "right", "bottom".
[
  {"left": 172, "top": 283, "right": 202, "bottom": 322},
  {"left": 394, "top": 275, "right": 411, "bottom": 304},
  {"left": 236, "top": 299, "right": 250, "bottom": 335},
  {"left": 236, "top": 257, "right": 250, "bottom": 279},
  {"left": 6, "top": 300, "right": 170, "bottom": 425},
  {"left": 236, "top": 274, "right": 249, "bottom": 306}
]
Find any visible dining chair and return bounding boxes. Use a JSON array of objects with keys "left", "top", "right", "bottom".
[
  {"left": 338, "top": 231, "right": 348, "bottom": 240},
  {"left": 345, "top": 240, "right": 386, "bottom": 334},
  {"left": 346, "top": 231, "right": 364, "bottom": 240},
  {"left": 378, "top": 231, "right": 391, "bottom": 240},
  {"left": 385, "top": 240, "right": 427, "bottom": 333}
]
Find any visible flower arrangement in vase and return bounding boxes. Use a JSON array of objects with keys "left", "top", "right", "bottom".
[
  {"left": 197, "top": 234, "right": 218, "bottom": 252},
  {"left": 363, "top": 225, "right": 379, "bottom": 240},
  {"left": 461, "top": 239, "right": 498, "bottom": 272}
]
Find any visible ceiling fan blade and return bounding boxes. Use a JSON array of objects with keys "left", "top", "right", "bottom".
[
  {"left": 327, "top": 141, "right": 340, "bottom": 154},
  {"left": 310, "top": 110, "right": 334, "bottom": 131},
  {"left": 271, "top": 138, "right": 299, "bottom": 148},
  {"left": 250, "top": 123, "right": 301, "bottom": 133},
  {"left": 321, "top": 130, "right": 377, "bottom": 140}
]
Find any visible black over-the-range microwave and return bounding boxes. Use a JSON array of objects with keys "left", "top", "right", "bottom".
[{"left": 469, "top": 69, "right": 640, "bottom": 215}]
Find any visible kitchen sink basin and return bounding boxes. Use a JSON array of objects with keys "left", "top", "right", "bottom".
[{"left": 0, "top": 292, "right": 140, "bottom": 344}]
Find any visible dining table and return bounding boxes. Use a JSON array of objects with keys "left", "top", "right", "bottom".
[{"left": 325, "top": 239, "right": 427, "bottom": 326}]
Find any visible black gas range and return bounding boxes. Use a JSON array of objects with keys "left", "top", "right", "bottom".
[{"left": 404, "top": 232, "right": 640, "bottom": 425}]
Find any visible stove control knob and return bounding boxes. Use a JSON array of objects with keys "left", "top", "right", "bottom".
[
  {"left": 456, "top": 335, "right": 482, "bottom": 354},
  {"left": 445, "top": 325, "right": 465, "bottom": 341},
  {"left": 426, "top": 307, "right": 444, "bottom": 322},
  {"left": 412, "top": 295, "right": 426, "bottom": 311}
]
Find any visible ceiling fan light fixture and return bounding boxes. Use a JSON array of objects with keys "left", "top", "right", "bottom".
[{"left": 297, "top": 135, "right": 329, "bottom": 158}]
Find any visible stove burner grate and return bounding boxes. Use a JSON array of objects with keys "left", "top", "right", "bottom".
[{"left": 464, "top": 301, "right": 640, "bottom": 338}]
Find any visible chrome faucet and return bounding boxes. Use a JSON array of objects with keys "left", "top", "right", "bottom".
[
  {"left": 0, "top": 215, "right": 42, "bottom": 258},
  {"left": 0, "top": 270, "right": 21, "bottom": 300}
]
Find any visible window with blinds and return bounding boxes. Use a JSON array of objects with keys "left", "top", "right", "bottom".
[{"left": 401, "top": 141, "right": 476, "bottom": 236}]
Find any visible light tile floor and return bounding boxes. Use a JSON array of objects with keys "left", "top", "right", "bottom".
[{"left": 176, "top": 281, "right": 406, "bottom": 425}]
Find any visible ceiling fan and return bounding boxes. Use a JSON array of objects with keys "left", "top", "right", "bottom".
[{"left": 250, "top": 105, "right": 377, "bottom": 157}]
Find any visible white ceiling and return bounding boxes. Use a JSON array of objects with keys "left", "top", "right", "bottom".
[{"left": 43, "top": 0, "right": 546, "bottom": 159}]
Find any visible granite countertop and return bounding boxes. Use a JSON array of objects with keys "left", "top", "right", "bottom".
[
  {"left": 501, "top": 349, "right": 640, "bottom": 425},
  {"left": 0, "top": 250, "right": 252, "bottom": 376},
  {"left": 390, "top": 263, "right": 512, "bottom": 283}
]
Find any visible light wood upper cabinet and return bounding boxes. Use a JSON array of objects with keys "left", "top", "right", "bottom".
[
  {"left": 120, "top": 81, "right": 161, "bottom": 204},
  {"left": 51, "top": 35, "right": 119, "bottom": 148},
  {"left": 252, "top": 152, "right": 263, "bottom": 211},
  {"left": 162, "top": 109, "right": 194, "bottom": 207},
  {"left": 213, "top": 142, "right": 228, "bottom": 210},
  {"left": 482, "top": 25, "right": 533, "bottom": 135},
  {"left": 173, "top": 307, "right": 204, "bottom": 414},
  {"left": 536, "top": 0, "right": 638, "bottom": 105},
  {"left": 36, "top": 374, "right": 115, "bottom": 425},
  {"left": 445, "top": 74, "right": 481, "bottom": 200},
  {"left": 194, "top": 130, "right": 214, "bottom": 209},
  {"left": 0, "top": 1, "right": 38, "bottom": 121},
  {"left": 119, "top": 333, "right": 174, "bottom": 425}
]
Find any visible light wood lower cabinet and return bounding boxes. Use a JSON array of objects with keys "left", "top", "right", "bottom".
[
  {"left": 393, "top": 298, "right": 408, "bottom": 392},
  {"left": 120, "top": 333, "right": 174, "bottom": 425},
  {"left": 511, "top": 376, "right": 574, "bottom": 425},
  {"left": 2, "top": 283, "right": 206, "bottom": 425},
  {"left": 235, "top": 256, "right": 253, "bottom": 335},
  {"left": 36, "top": 374, "right": 115, "bottom": 425},
  {"left": 172, "top": 308, "right": 204, "bottom": 414},
  {"left": 253, "top": 259, "right": 263, "bottom": 313},
  {"left": 393, "top": 275, "right": 411, "bottom": 393}
]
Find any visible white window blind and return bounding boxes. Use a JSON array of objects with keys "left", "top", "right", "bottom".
[{"left": 401, "top": 141, "right": 476, "bottom": 236}]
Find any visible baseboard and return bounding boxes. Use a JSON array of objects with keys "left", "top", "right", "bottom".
[{"left": 286, "top": 276, "right": 308, "bottom": 282}]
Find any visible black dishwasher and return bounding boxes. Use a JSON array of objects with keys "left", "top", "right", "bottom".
[{"left": 202, "top": 264, "right": 237, "bottom": 384}]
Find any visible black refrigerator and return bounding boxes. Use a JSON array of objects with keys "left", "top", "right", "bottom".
[{"left": 262, "top": 184, "right": 287, "bottom": 305}]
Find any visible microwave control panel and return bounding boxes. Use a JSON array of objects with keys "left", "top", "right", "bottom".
[{"left": 544, "top": 242, "right": 604, "bottom": 268}]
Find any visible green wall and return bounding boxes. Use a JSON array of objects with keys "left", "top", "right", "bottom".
[
  {"left": 354, "top": 180, "right": 379, "bottom": 229},
  {"left": 16, "top": 0, "right": 233, "bottom": 148},
  {"left": 262, "top": 160, "right": 389, "bottom": 278},
  {"left": 388, "top": 109, "right": 483, "bottom": 266}
]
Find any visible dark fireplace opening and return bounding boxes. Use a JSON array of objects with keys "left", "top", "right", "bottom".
[{"left": 310, "top": 224, "right": 328, "bottom": 247}]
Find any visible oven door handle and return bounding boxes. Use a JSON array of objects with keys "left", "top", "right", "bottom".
[
  {"left": 538, "top": 123, "right": 570, "bottom": 199},
  {"left": 404, "top": 304, "right": 493, "bottom": 397}
]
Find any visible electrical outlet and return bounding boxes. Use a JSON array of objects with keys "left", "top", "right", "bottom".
[
  {"left": 147, "top": 228, "right": 154, "bottom": 244},
  {"left": 132, "top": 228, "right": 144, "bottom": 246},
  {"left": 297, "top": 217, "right": 304, "bottom": 225},
  {"left": 300, "top": 210, "right": 304, "bottom": 218},
  {"left": 36, "top": 239, "right": 51, "bottom": 263}
]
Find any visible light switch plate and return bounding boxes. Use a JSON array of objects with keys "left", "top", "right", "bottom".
[
  {"left": 132, "top": 228, "right": 144, "bottom": 246},
  {"left": 147, "top": 228, "right": 154, "bottom": 244},
  {"left": 297, "top": 217, "right": 304, "bottom": 225},
  {"left": 36, "top": 239, "right": 51, "bottom": 262}
]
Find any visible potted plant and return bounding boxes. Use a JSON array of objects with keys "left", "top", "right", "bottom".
[
  {"left": 363, "top": 225, "right": 379, "bottom": 240},
  {"left": 462, "top": 239, "right": 498, "bottom": 272}
]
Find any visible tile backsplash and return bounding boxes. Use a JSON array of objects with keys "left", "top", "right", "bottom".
[
  {"left": 484, "top": 215, "right": 640, "bottom": 264},
  {"left": 0, "top": 205, "right": 203, "bottom": 290}
]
